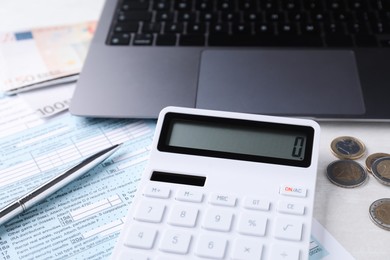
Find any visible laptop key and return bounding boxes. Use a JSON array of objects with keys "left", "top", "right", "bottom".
[
  {"left": 254, "top": 22, "right": 276, "bottom": 35},
  {"left": 187, "top": 23, "right": 206, "bottom": 34},
  {"left": 156, "top": 34, "right": 177, "bottom": 45},
  {"left": 177, "top": 11, "right": 196, "bottom": 22},
  {"left": 208, "top": 35, "right": 262, "bottom": 46},
  {"left": 142, "top": 22, "right": 162, "bottom": 33},
  {"left": 210, "top": 23, "right": 229, "bottom": 34},
  {"left": 154, "top": 0, "right": 171, "bottom": 10},
  {"left": 195, "top": 0, "right": 214, "bottom": 11},
  {"left": 179, "top": 35, "right": 205, "bottom": 46},
  {"left": 325, "top": 35, "right": 353, "bottom": 47},
  {"left": 164, "top": 23, "right": 184, "bottom": 34},
  {"left": 208, "top": 35, "right": 323, "bottom": 47},
  {"left": 355, "top": 35, "right": 378, "bottom": 47},
  {"left": 156, "top": 11, "right": 174, "bottom": 22},
  {"left": 175, "top": 0, "right": 192, "bottom": 11},
  {"left": 109, "top": 33, "right": 131, "bottom": 45},
  {"left": 133, "top": 33, "right": 154, "bottom": 45},
  {"left": 114, "top": 22, "right": 139, "bottom": 33},
  {"left": 118, "top": 11, "right": 152, "bottom": 21},
  {"left": 232, "top": 23, "right": 252, "bottom": 35},
  {"left": 122, "top": 0, "right": 149, "bottom": 10}
]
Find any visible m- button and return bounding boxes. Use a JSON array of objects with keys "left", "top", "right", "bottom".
[
  {"left": 209, "top": 193, "right": 237, "bottom": 207},
  {"left": 176, "top": 189, "right": 203, "bottom": 203}
]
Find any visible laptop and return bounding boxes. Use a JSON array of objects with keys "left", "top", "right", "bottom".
[{"left": 70, "top": 0, "right": 390, "bottom": 120}]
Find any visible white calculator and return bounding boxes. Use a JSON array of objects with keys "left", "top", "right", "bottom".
[{"left": 111, "top": 106, "right": 320, "bottom": 260}]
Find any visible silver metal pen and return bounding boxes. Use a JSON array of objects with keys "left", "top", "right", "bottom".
[
  {"left": 0, "top": 143, "right": 121, "bottom": 226},
  {"left": 4, "top": 73, "right": 79, "bottom": 95}
]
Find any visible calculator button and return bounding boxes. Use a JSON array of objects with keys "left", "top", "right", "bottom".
[
  {"left": 195, "top": 234, "right": 227, "bottom": 259},
  {"left": 209, "top": 193, "right": 237, "bottom": 207},
  {"left": 168, "top": 205, "right": 199, "bottom": 227},
  {"left": 243, "top": 197, "right": 270, "bottom": 211},
  {"left": 176, "top": 189, "right": 203, "bottom": 203},
  {"left": 143, "top": 185, "right": 171, "bottom": 199},
  {"left": 274, "top": 218, "right": 303, "bottom": 241},
  {"left": 134, "top": 201, "right": 166, "bottom": 223},
  {"left": 124, "top": 225, "right": 157, "bottom": 249},
  {"left": 231, "top": 238, "right": 263, "bottom": 260},
  {"left": 277, "top": 201, "right": 305, "bottom": 215},
  {"left": 202, "top": 208, "right": 234, "bottom": 232},
  {"left": 280, "top": 185, "right": 307, "bottom": 198},
  {"left": 237, "top": 212, "right": 267, "bottom": 237},
  {"left": 270, "top": 244, "right": 300, "bottom": 260},
  {"left": 159, "top": 229, "right": 192, "bottom": 254}
]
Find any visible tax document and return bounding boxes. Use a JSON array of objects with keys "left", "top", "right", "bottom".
[{"left": 0, "top": 113, "right": 155, "bottom": 259}]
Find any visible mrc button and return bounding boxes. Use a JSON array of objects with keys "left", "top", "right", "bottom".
[
  {"left": 209, "top": 193, "right": 237, "bottom": 207},
  {"left": 280, "top": 185, "right": 307, "bottom": 198}
]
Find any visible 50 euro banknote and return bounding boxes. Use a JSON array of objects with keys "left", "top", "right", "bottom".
[{"left": 0, "top": 21, "right": 96, "bottom": 92}]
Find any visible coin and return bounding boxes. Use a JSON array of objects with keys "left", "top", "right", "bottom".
[
  {"left": 371, "top": 157, "right": 390, "bottom": 186},
  {"left": 330, "top": 136, "right": 366, "bottom": 160},
  {"left": 326, "top": 160, "right": 367, "bottom": 188},
  {"left": 365, "top": 153, "right": 390, "bottom": 173},
  {"left": 369, "top": 198, "right": 390, "bottom": 231}
]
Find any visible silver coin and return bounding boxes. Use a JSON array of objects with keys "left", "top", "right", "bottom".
[
  {"left": 365, "top": 153, "right": 390, "bottom": 174},
  {"left": 371, "top": 157, "right": 390, "bottom": 186},
  {"left": 330, "top": 136, "right": 365, "bottom": 160},
  {"left": 326, "top": 160, "right": 367, "bottom": 188},
  {"left": 369, "top": 198, "right": 390, "bottom": 231}
]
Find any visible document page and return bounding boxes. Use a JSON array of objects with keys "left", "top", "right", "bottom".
[
  {"left": 0, "top": 113, "right": 155, "bottom": 259},
  {"left": 0, "top": 94, "right": 45, "bottom": 139}
]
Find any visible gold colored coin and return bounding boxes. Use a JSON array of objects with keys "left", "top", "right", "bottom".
[
  {"left": 326, "top": 160, "right": 367, "bottom": 188},
  {"left": 330, "top": 136, "right": 365, "bottom": 160},
  {"left": 369, "top": 198, "right": 390, "bottom": 231},
  {"left": 365, "top": 153, "right": 390, "bottom": 173},
  {"left": 371, "top": 157, "right": 390, "bottom": 186}
]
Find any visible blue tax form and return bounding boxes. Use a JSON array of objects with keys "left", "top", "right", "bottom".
[{"left": 0, "top": 113, "right": 155, "bottom": 259}]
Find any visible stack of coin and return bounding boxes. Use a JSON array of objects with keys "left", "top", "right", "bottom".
[{"left": 328, "top": 136, "right": 367, "bottom": 188}]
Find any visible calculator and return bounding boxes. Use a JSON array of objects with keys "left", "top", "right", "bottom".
[{"left": 111, "top": 106, "right": 320, "bottom": 260}]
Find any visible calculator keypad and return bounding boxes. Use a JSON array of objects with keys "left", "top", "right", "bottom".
[{"left": 123, "top": 183, "right": 309, "bottom": 259}]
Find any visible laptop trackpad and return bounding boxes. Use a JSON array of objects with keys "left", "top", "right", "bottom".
[{"left": 196, "top": 50, "right": 365, "bottom": 116}]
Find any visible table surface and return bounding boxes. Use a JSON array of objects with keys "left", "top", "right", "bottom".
[{"left": 1, "top": 1, "right": 390, "bottom": 259}]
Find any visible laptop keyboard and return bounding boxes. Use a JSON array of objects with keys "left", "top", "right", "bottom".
[{"left": 106, "top": 0, "right": 390, "bottom": 47}]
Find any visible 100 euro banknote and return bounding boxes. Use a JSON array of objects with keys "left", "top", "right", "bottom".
[{"left": 0, "top": 21, "right": 96, "bottom": 92}]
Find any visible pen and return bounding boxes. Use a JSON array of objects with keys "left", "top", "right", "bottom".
[
  {"left": 0, "top": 143, "right": 121, "bottom": 226},
  {"left": 4, "top": 73, "right": 79, "bottom": 95}
]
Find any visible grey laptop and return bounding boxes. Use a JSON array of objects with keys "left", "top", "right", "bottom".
[{"left": 70, "top": 0, "right": 390, "bottom": 120}]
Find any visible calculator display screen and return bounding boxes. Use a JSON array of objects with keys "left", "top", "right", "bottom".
[{"left": 158, "top": 113, "right": 314, "bottom": 167}]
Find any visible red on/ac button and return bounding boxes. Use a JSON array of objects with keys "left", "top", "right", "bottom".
[{"left": 280, "top": 185, "right": 307, "bottom": 198}]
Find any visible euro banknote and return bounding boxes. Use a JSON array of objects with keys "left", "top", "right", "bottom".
[{"left": 0, "top": 21, "right": 96, "bottom": 92}]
